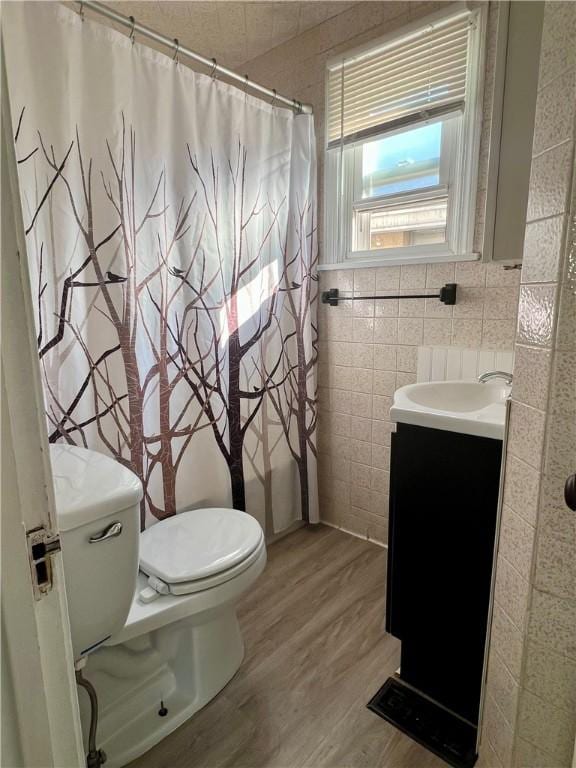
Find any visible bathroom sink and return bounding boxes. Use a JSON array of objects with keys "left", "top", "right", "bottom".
[{"left": 390, "top": 380, "right": 510, "bottom": 439}]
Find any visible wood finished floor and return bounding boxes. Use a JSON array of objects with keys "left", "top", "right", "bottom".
[{"left": 130, "top": 525, "right": 446, "bottom": 768}]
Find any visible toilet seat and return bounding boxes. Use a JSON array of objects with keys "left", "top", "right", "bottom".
[{"left": 139, "top": 508, "right": 264, "bottom": 601}]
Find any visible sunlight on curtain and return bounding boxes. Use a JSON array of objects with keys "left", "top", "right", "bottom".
[{"left": 3, "top": 1, "right": 319, "bottom": 533}]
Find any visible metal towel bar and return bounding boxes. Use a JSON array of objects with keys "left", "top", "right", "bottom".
[{"left": 321, "top": 283, "right": 457, "bottom": 306}]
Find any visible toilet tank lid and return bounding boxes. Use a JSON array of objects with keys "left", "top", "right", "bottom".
[{"left": 50, "top": 445, "right": 143, "bottom": 531}]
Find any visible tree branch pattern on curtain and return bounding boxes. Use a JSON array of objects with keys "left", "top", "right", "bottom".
[{"left": 5, "top": 2, "right": 318, "bottom": 533}]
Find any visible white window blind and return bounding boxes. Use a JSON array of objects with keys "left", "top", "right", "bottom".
[{"left": 327, "top": 12, "right": 473, "bottom": 146}]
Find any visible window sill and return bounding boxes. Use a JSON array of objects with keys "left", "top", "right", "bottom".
[{"left": 318, "top": 251, "right": 481, "bottom": 271}]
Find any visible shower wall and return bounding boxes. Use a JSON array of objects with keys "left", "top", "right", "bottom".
[
  {"left": 245, "top": 1, "right": 521, "bottom": 543},
  {"left": 480, "top": 3, "right": 576, "bottom": 766}
]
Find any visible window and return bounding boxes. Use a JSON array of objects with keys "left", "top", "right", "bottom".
[{"left": 323, "top": 6, "right": 486, "bottom": 268}]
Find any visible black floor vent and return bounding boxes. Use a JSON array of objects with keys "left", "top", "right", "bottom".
[{"left": 367, "top": 677, "right": 477, "bottom": 768}]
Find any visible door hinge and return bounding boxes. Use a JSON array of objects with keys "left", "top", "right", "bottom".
[{"left": 26, "top": 526, "right": 61, "bottom": 600}]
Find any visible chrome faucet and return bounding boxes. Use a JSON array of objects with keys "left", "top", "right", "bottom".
[{"left": 478, "top": 370, "right": 513, "bottom": 385}]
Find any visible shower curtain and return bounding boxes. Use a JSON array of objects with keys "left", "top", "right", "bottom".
[{"left": 3, "top": 2, "right": 319, "bottom": 532}]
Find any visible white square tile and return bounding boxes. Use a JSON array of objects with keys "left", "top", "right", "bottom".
[
  {"left": 494, "top": 555, "right": 530, "bottom": 631},
  {"left": 511, "top": 345, "right": 552, "bottom": 410},
  {"left": 455, "top": 261, "right": 487, "bottom": 287},
  {"left": 396, "top": 346, "right": 417, "bottom": 373},
  {"left": 351, "top": 343, "right": 374, "bottom": 369},
  {"left": 517, "top": 285, "right": 556, "bottom": 348},
  {"left": 522, "top": 215, "right": 565, "bottom": 284},
  {"left": 375, "top": 266, "right": 400, "bottom": 291},
  {"left": 452, "top": 319, "right": 483, "bottom": 347},
  {"left": 373, "top": 344, "right": 396, "bottom": 371},
  {"left": 371, "top": 442, "right": 391, "bottom": 469},
  {"left": 372, "top": 394, "right": 392, "bottom": 421},
  {"left": 350, "top": 391, "right": 372, "bottom": 418},
  {"left": 374, "top": 317, "right": 398, "bottom": 345},
  {"left": 397, "top": 318, "right": 424, "bottom": 345},
  {"left": 527, "top": 141, "right": 573, "bottom": 222},
  {"left": 395, "top": 371, "right": 416, "bottom": 389},
  {"left": 352, "top": 317, "right": 374, "bottom": 343},
  {"left": 498, "top": 505, "right": 535, "bottom": 582},
  {"left": 354, "top": 268, "right": 376, "bottom": 293},
  {"left": 372, "top": 370, "right": 396, "bottom": 396},
  {"left": 423, "top": 319, "right": 452, "bottom": 346},
  {"left": 525, "top": 641, "right": 576, "bottom": 715},
  {"left": 507, "top": 401, "right": 546, "bottom": 470},
  {"left": 400, "top": 263, "right": 426, "bottom": 289},
  {"left": 528, "top": 590, "right": 576, "bottom": 661},
  {"left": 533, "top": 68, "right": 576, "bottom": 157},
  {"left": 349, "top": 416, "right": 372, "bottom": 442},
  {"left": 518, "top": 690, "right": 576, "bottom": 764}
]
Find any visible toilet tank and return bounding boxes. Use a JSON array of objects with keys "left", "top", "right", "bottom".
[{"left": 50, "top": 444, "right": 142, "bottom": 660}]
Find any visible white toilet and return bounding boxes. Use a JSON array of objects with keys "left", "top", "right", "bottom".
[{"left": 50, "top": 444, "right": 267, "bottom": 768}]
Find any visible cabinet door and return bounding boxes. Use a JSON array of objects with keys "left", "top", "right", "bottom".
[
  {"left": 389, "top": 424, "right": 502, "bottom": 724},
  {"left": 385, "top": 430, "right": 403, "bottom": 639}
]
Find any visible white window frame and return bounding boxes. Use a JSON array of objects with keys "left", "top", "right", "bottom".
[
  {"left": 321, "top": 4, "right": 487, "bottom": 270},
  {"left": 350, "top": 115, "right": 456, "bottom": 253}
]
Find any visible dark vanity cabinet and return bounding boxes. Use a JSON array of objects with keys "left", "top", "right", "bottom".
[{"left": 386, "top": 423, "right": 502, "bottom": 725}]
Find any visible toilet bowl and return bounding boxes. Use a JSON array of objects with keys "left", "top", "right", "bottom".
[{"left": 50, "top": 444, "right": 266, "bottom": 768}]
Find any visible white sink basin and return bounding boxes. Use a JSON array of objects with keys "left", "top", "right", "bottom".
[{"left": 390, "top": 380, "right": 510, "bottom": 439}]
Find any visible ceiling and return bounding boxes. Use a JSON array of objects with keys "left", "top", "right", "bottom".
[{"left": 103, "top": 2, "right": 353, "bottom": 69}]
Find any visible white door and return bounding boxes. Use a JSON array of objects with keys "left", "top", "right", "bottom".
[{"left": 1, "top": 43, "right": 85, "bottom": 768}]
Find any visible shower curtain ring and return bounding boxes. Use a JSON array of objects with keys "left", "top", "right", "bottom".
[
  {"left": 210, "top": 58, "right": 218, "bottom": 80},
  {"left": 173, "top": 38, "right": 180, "bottom": 64},
  {"left": 78, "top": 1, "right": 85, "bottom": 21},
  {"left": 271, "top": 89, "right": 277, "bottom": 107},
  {"left": 129, "top": 16, "right": 135, "bottom": 44}
]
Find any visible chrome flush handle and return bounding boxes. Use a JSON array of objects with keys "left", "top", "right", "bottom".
[{"left": 89, "top": 521, "right": 123, "bottom": 544}]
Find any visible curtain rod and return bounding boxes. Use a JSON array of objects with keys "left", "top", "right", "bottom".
[{"left": 79, "top": 1, "right": 313, "bottom": 115}]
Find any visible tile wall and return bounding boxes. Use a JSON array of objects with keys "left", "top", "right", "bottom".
[
  {"left": 245, "top": 0, "right": 576, "bottom": 763},
  {"left": 316, "top": 262, "right": 520, "bottom": 544},
  {"left": 479, "top": 3, "right": 576, "bottom": 766},
  {"left": 244, "top": 1, "right": 524, "bottom": 544},
  {"left": 247, "top": 1, "right": 576, "bottom": 761}
]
